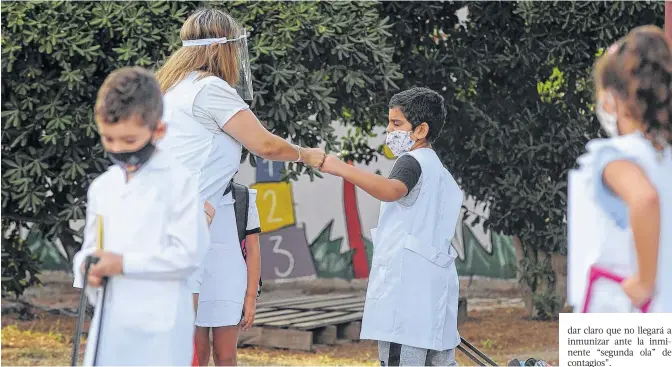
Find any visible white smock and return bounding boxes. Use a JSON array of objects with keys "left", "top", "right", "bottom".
[
  {"left": 568, "top": 132, "right": 672, "bottom": 312},
  {"left": 159, "top": 71, "right": 251, "bottom": 326},
  {"left": 360, "top": 148, "right": 463, "bottom": 351},
  {"left": 72, "top": 150, "right": 206, "bottom": 366}
]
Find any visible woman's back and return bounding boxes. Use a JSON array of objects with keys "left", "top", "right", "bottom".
[{"left": 160, "top": 72, "right": 248, "bottom": 203}]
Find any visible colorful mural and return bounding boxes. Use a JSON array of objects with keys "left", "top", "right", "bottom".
[{"left": 29, "top": 126, "right": 516, "bottom": 281}]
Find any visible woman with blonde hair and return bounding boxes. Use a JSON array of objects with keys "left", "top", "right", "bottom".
[
  {"left": 156, "top": 8, "right": 325, "bottom": 365},
  {"left": 568, "top": 25, "right": 672, "bottom": 314}
]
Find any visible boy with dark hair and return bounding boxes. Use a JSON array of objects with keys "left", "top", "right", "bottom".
[
  {"left": 321, "top": 87, "right": 463, "bottom": 366},
  {"left": 72, "top": 66, "right": 208, "bottom": 366}
]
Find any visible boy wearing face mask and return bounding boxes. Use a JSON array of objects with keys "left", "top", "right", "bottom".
[
  {"left": 321, "top": 87, "right": 463, "bottom": 366},
  {"left": 72, "top": 67, "right": 208, "bottom": 366}
]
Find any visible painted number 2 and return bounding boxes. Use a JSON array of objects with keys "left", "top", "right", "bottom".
[
  {"left": 263, "top": 189, "right": 282, "bottom": 224},
  {"left": 270, "top": 235, "right": 294, "bottom": 278}
]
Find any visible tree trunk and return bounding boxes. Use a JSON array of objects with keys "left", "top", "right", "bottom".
[
  {"left": 551, "top": 253, "right": 568, "bottom": 311},
  {"left": 513, "top": 235, "right": 534, "bottom": 317},
  {"left": 513, "top": 236, "right": 567, "bottom": 318}
]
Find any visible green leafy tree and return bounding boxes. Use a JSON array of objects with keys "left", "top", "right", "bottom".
[{"left": 1, "top": 0, "right": 398, "bottom": 296}]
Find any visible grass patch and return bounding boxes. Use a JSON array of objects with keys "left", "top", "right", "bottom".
[{"left": 1, "top": 325, "right": 74, "bottom": 365}]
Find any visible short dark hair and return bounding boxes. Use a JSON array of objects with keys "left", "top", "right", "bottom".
[
  {"left": 389, "top": 87, "right": 446, "bottom": 142},
  {"left": 94, "top": 67, "right": 163, "bottom": 128}
]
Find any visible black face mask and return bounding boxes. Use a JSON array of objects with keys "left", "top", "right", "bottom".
[{"left": 107, "top": 138, "right": 156, "bottom": 173}]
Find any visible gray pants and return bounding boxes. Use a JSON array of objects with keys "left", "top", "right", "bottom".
[{"left": 378, "top": 341, "right": 458, "bottom": 366}]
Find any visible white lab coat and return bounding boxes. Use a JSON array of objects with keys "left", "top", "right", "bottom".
[
  {"left": 72, "top": 150, "right": 208, "bottom": 366},
  {"left": 568, "top": 133, "right": 672, "bottom": 313},
  {"left": 360, "top": 148, "right": 463, "bottom": 351},
  {"left": 159, "top": 72, "right": 251, "bottom": 326}
]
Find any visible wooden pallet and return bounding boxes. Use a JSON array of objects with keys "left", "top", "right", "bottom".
[
  {"left": 239, "top": 294, "right": 468, "bottom": 351},
  {"left": 238, "top": 294, "right": 365, "bottom": 351}
]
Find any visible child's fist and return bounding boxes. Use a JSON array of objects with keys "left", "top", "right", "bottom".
[
  {"left": 621, "top": 275, "right": 653, "bottom": 308},
  {"left": 320, "top": 154, "right": 344, "bottom": 175},
  {"left": 88, "top": 250, "right": 124, "bottom": 279}
]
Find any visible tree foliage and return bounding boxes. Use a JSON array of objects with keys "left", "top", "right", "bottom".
[
  {"left": 1, "top": 0, "right": 399, "bottom": 296},
  {"left": 3, "top": 0, "right": 664, "bottom": 305}
]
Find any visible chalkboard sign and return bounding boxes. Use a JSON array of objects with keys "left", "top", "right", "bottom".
[
  {"left": 252, "top": 181, "right": 296, "bottom": 233},
  {"left": 259, "top": 225, "right": 317, "bottom": 280},
  {"left": 256, "top": 158, "right": 285, "bottom": 183}
]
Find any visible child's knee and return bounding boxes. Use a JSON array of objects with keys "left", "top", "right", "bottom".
[{"left": 213, "top": 349, "right": 236, "bottom": 366}]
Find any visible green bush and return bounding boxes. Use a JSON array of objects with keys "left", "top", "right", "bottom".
[
  {"left": 1, "top": 221, "right": 41, "bottom": 298},
  {"left": 1, "top": 0, "right": 399, "bottom": 295}
]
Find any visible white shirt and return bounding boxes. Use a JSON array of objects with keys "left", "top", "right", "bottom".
[
  {"left": 246, "top": 188, "right": 261, "bottom": 233},
  {"left": 72, "top": 150, "right": 207, "bottom": 366},
  {"left": 159, "top": 72, "right": 249, "bottom": 205}
]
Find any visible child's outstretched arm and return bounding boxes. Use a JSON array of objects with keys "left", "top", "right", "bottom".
[
  {"left": 602, "top": 158, "right": 661, "bottom": 304},
  {"left": 321, "top": 155, "right": 408, "bottom": 202}
]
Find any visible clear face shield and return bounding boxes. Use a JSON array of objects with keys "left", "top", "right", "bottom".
[{"left": 181, "top": 27, "right": 253, "bottom": 101}]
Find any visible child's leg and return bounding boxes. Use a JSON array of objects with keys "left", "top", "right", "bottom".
[
  {"left": 426, "top": 348, "right": 458, "bottom": 366},
  {"left": 212, "top": 326, "right": 239, "bottom": 366},
  {"left": 194, "top": 326, "right": 211, "bottom": 365},
  {"left": 378, "top": 341, "right": 401, "bottom": 366},
  {"left": 399, "top": 344, "right": 428, "bottom": 366}
]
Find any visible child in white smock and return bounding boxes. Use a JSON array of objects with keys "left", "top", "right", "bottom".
[
  {"left": 321, "top": 87, "right": 462, "bottom": 366},
  {"left": 568, "top": 26, "right": 672, "bottom": 313},
  {"left": 72, "top": 67, "right": 207, "bottom": 366}
]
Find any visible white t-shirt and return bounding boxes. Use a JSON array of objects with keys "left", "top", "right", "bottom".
[
  {"left": 160, "top": 72, "right": 249, "bottom": 205},
  {"left": 246, "top": 189, "right": 261, "bottom": 235},
  {"left": 193, "top": 81, "right": 249, "bottom": 135}
]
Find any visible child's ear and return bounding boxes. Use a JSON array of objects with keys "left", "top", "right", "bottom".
[
  {"left": 153, "top": 120, "right": 167, "bottom": 142},
  {"left": 413, "top": 122, "right": 429, "bottom": 140}
]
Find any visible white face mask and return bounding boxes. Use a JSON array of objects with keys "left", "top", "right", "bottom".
[
  {"left": 596, "top": 94, "right": 619, "bottom": 138},
  {"left": 385, "top": 130, "right": 415, "bottom": 157}
]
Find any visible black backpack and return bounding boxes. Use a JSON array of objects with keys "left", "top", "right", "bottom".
[{"left": 225, "top": 180, "right": 262, "bottom": 298}]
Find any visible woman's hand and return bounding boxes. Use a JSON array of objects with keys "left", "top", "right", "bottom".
[
  {"left": 240, "top": 294, "right": 256, "bottom": 330},
  {"left": 301, "top": 147, "right": 326, "bottom": 170},
  {"left": 204, "top": 201, "right": 215, "bottom": 227}
]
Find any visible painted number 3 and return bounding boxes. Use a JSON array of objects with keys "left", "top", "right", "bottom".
[
  {"left": 263, "top": 189, "right": 283, "bottom": 224},
  {"left": 270, "top": 235, "right": 294, "bottom": 278}
]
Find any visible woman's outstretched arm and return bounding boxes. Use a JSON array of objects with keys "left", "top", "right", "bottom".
[{"left": 223, "top": 109, "right": 325, "bottom": 169}]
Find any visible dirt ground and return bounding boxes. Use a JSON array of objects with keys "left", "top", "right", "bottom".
[{"left": 1, "top": 272, "right": 559, "bottom": 366}]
